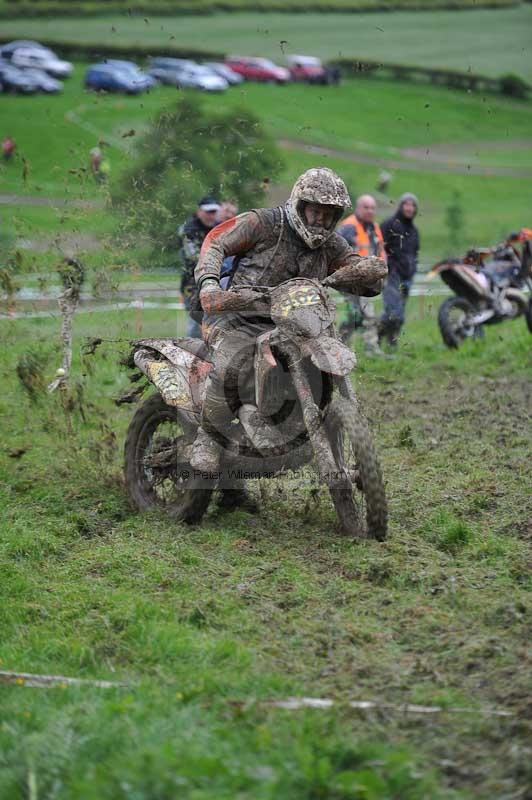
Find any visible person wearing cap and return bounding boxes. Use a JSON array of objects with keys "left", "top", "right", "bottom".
[
  {"left": 379, "top": 192, "right": 420, "bottom": 348},
  {"left": 337, "top": 193, "right": 386, "bottom": 355},
  {"left": 189, "top": 167, "right": 387, "bottom": 494},
  {"left": 178, "top": 195, "right": 221, "bottom": 338}
]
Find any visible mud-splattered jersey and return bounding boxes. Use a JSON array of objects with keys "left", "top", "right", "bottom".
[{"left": 195, "top": 206, "right": 385, "bottom": 297}]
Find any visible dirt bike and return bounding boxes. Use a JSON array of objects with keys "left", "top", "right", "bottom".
[
  {"left": 429, "top": 228, "right": 532, "bottom": 349},
  {"left": 120, "top": 268, "right": 388, "bottom": 540}
]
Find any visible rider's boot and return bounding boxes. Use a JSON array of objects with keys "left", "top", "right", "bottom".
[
  {"left": 365, "top": 342, "right": 386, "bottom": 357},
  {"left": 190, "top": 369, "right": 233, "bottom": 473},
  {"left": 190, "top": 427, "right": 221, "bottom": 473}
]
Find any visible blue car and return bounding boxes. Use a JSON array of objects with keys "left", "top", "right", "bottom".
[{"left": 85, "top": 64, "right": 144, "bottom": 94}]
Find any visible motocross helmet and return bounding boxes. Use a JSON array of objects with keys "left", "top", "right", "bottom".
[{"left": 285, "top": 167, "right": 351, "bottom": 250}]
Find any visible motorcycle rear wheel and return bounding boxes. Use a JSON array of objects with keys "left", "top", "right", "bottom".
[
  {"left": 124, "top": 392, "right": 213, "bottom": 524},
  {"left": 326, "top": 398, "right": 387, "bottom": 540},
  {"left": 438, "top": 297, "right": 479, "bottom": 348}
]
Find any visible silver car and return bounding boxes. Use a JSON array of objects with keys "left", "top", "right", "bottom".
[
  {"left": 146, "top": 57, "right": 196, "bottom": 85},
  {"left": 18, "top": 67, "right": 63, "bottom": 93},
  {"left": 176, "top": 64, "right": 228, "bottom": 92}
]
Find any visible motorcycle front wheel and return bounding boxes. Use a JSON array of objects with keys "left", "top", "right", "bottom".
[
  {"left": 438, "top": 296, "right": 480, "bottom": 348},
  {"left": 525, "top": 298, "right": 532, "bottom": 333},
  {"left": 326, "top": 398, "right": 387, "bottom": 540},
  {"left": 124, "top": 392, "right": 213, "bottom": 524}
]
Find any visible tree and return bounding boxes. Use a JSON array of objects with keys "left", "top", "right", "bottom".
[{"left": 111, "top": 96, "right": 283, "bottom": 267}]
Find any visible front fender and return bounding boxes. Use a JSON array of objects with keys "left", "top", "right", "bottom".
[{"left": 300, "top": 336, "right": 356, "bottom": 376}]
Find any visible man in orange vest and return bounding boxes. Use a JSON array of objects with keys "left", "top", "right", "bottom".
[{"left": 337, "top": 193, "right": 386, "bottom": 354}]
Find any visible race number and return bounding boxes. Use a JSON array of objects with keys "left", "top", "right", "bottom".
[{"left": 279, "top": 286, "right": 321, "bottom": 317}]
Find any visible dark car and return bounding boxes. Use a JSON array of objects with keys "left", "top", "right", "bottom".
[
  {"left": 85, "top": 64, "right": 144, "bottom": 94},
  {"left": 0, "top": 61, "right": 38, "bottom": 94}
]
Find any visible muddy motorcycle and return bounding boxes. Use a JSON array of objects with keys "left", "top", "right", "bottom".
[
  {"left": 429, "top": 228, "right": 532, "bottom": 349},
  {"left": 121, "top": 270, "right": 387, "bottom": 540}
]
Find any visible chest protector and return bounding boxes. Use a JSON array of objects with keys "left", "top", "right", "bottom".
[{"left": 231, "top": 207, "right": 335, "bottom": 289}]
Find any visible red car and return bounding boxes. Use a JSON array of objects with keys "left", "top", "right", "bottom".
[
  {"left": 287, "top": 55, "right": 340, "bottom": 86},
  {"left": 224, "top": 56, "right": 290, "bottom": 84}
]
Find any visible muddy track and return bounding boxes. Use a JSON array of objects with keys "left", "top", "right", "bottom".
[
  {"left": 0, "top": 193, "right": 104, "bottom": 209},
  {"left": 278, "top": 139, "right": 532, "bottom": 178}
]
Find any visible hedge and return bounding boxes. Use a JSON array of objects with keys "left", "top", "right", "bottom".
[
  {"left": 330, "top": 57, "right": 531, "bottom": 97},
  {"left": 0, "top": 0, "right": 522, "bottom": 17}
]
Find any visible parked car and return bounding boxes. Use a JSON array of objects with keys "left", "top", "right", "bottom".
[
  {"left": 147, "top": 58, "right": 226, "bottom": 91},
  {"left": 104, "top": 60, "right": 157, "bottom": 91},
  {"left": 224, "top": 56, "right": 290, "bottom": 84},
  {"left": 0, "top": 61, "right": 39, "bottom": 94},
  {"left": 0, "top": 40, "right": 49, "bottom": 58},
  {"left": 176, "top": 64, "right": 227, "bottom": 92},
  {"left": 18, "top": 67, "right": 63, "bottom": 93},
  {"left": 286, "top": 55, "right": 339, "bottom": 85},
  {"left": 10, "top": 47, "right": 73, "bottom": 78},
  {"left": 146, "top": 57, "right": 196, "bottom": 85},
  {"left": 204, "top": 62, "right": 244, "bottom": 85},
  {"left": 85, "top": 64, "right": 144, "bottom": 94}
]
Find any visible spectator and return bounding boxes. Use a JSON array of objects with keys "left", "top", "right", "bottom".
[
  {"left": 89, "top": 145, "right": 111, "bottom": 183},
  {"left": 178, "top": 195, "right": 221, "bottom": 338},
  {"left": 217, "top": 200, "right": 239, "bottom": 224},
  {"left": 376, "top": 170, "right": 392, "bottom": 194},
  {"left": 2, "top": 136, "right": 16, "bottom": 162},
  {"left": 90, "top": 146, "right": 103, "bottom": 180},
  {"left": 337, "top": 193, "right": 386, "bottom": 355},
  {"left": 379, "top": 192, "right": 420, "bottom": 348}
]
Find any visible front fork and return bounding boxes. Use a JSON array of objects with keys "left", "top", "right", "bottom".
[{"left": 284, "top": 342, "right": 346, "bottom": 487}]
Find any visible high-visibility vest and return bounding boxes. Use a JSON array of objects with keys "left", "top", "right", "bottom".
[{"left": 341, "top": 214, "right": 385, "bottom": 259}]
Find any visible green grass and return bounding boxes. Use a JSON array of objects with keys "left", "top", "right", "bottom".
[
  {"left": 1, "top": 6, "right": 531, "bottom": 79},
  {"left": 1, "top": 66, "right": 531, "bottom": 266},
  {"left": 1, "top": 300, "right": 531, "bottom": 798}
]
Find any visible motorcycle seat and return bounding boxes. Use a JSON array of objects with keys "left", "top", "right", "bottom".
[{"left": 173, "top": 337, "right": 211, "bottom": 362}]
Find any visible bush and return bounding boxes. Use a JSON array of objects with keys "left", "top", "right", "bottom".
[{"left": 499, "top": 73, "right": 530, "bottom": 99}]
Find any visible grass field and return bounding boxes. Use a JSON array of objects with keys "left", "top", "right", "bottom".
[
  {"left": 1, "top": 65, "right": 531, "bottom": 269},
  {"left": 1, "top": 300, "right": 531, "bottom": 798},
  {"left": 1, "top": 6, "right": 531, "bottom": 80}
]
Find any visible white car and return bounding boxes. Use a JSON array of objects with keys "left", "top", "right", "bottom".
[{"left": 11, "top": 47, "right": 73, "bottom": 78}]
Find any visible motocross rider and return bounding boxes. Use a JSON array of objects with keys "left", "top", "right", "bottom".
[{"left": 190, "top": 168, "right": 388, "bottom": 496}]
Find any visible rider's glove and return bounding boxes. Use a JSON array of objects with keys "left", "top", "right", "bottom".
[
  {"left": 199, "top": 278, "right": 270, "bottom": 316},
  {"left": 323, "top": 257, "right": 387, "bottom": 296}
]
